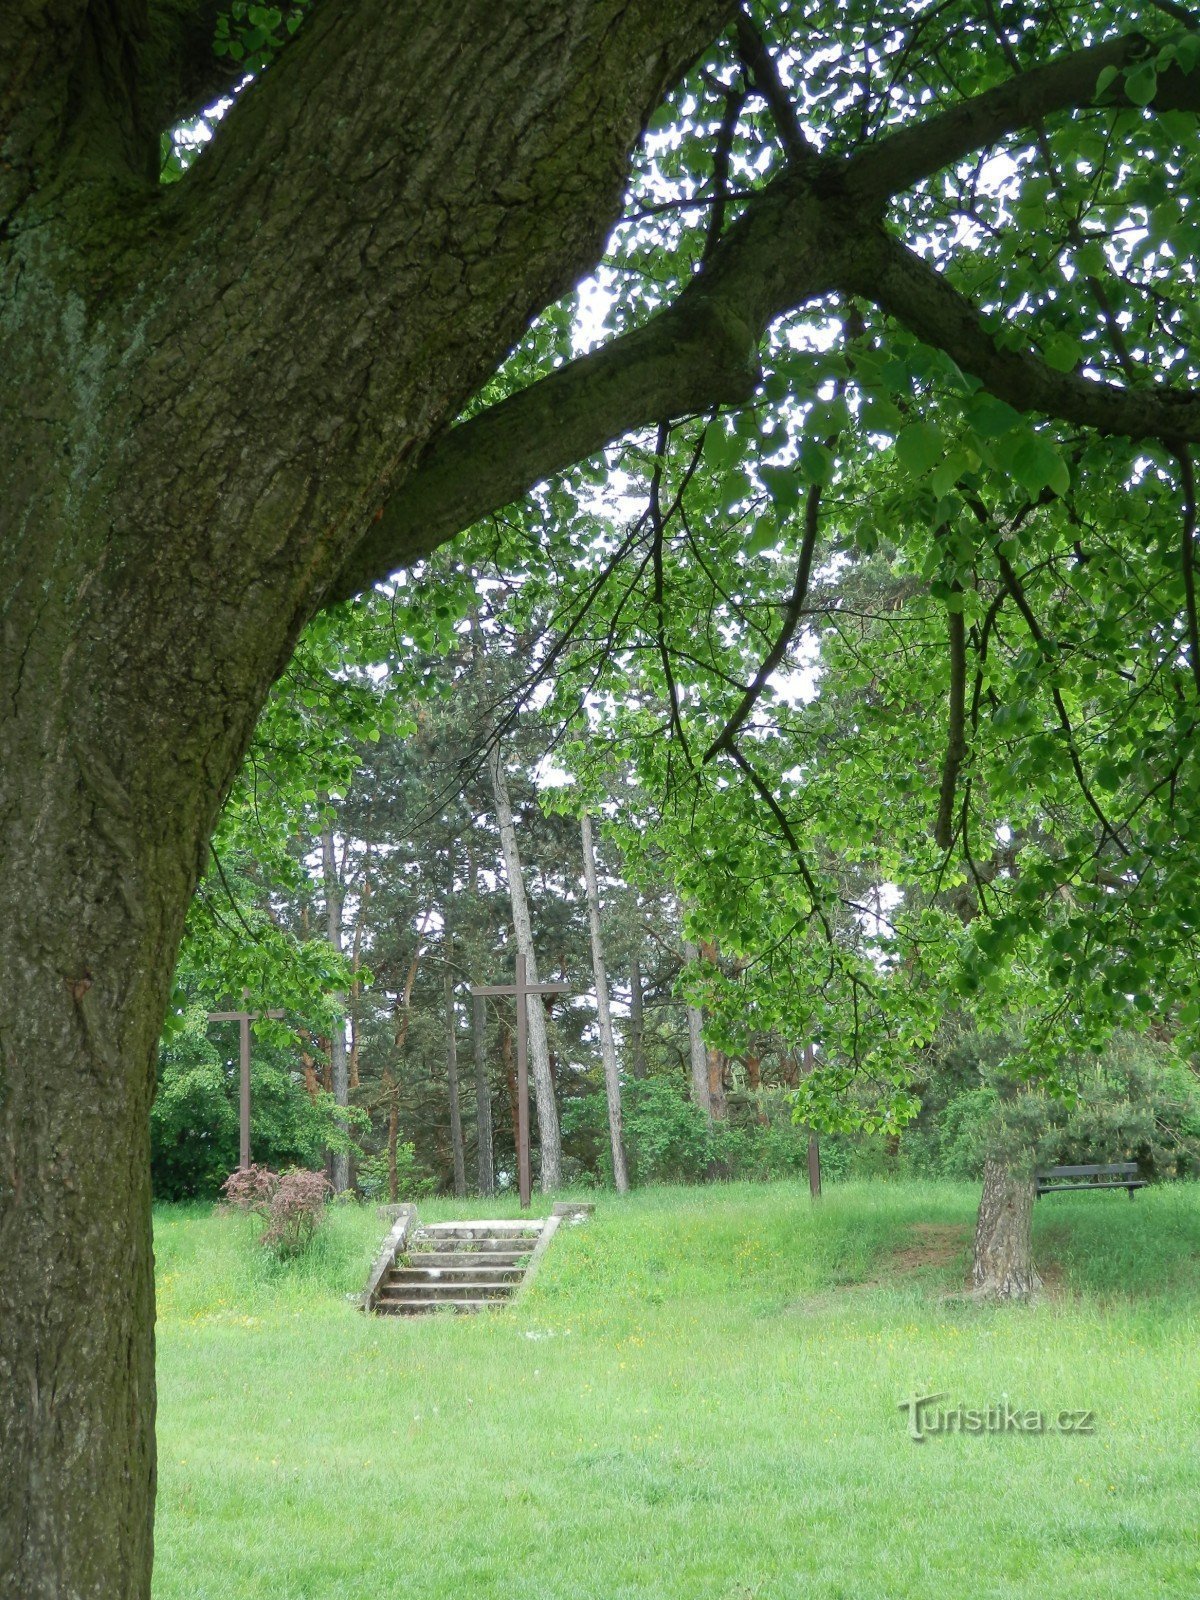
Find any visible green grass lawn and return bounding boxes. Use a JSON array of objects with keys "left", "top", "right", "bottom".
[{"left": 153, "top": 1180, "right": 1200, "bottom": 1598}]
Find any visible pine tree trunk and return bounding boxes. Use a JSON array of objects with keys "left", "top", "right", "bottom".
[
  {"left": 682, "top": 940, "right": 713, "bottom": 1120},
  {"left": 320, "top": 818, "right": 350, "bottom": 1193},
  {"left": 444, "top": 973, "right": 467, "bottom": 1198},
  {"left": 487, "top": 740, "right": 562, "bottom": 1189},
  {"left": 972, "top": 1157, "right": 1043, "bottom": 1301},
  {"left": 699, "top": 939, "right": 728, "bottom": 1119},
  {"left": 465, "top": 832, "right": 495, "bottom": 1195},
  {"left": 581, "top": 814, "right": 629, "bottom": 1192},
  {"left": 385, "top": 1071, "right": 400, "bottom": 1203},
  {"left": 348, "top": 865, "right": 371, "bottom": 1091},
  {"left": 629, "top": 954, "right": 648, "bottom": 1079},
  {"left": 472, "top": 995, "right": 496, "bottom": 1197},
  {"left": 502, "top": 1018, "right": 519, "bottom": 1171}
]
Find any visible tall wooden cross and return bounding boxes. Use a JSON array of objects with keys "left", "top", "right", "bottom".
[
  {"left": 470, "top": 953, "right": 571, "bottom": 1208},
  {"left": 206, "top": 995, "right": 285, "bottom": 1169}
]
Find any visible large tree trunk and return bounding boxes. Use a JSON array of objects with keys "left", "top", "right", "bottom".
[
  {"left": 0, "top": 0, "right": 775, "bottom": 1590},
  {"left": 972, "top": 1157, "right": 1043, "bottom": 1301},
  {"left": 581, "top": 813, "right": 629, "bottom": 1193},
  {"left": 320, "top": 817, "right": 350, "bottom": 1193},
  {"left": 487, "top": 740, "right": 562, "bottom": 1189},
  {"left": 472, "top": 994, "right": 496, "bottom": 1197},
  {"left": 444, "top": 972, "right": 468, "bottom": 1198}
]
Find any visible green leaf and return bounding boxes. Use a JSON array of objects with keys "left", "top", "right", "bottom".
[
  {"left": 860, "top": 395, "right": 904, "bottom": 434},
  {"left": 1074, "top": 238, "right": 1108, "bottom": 277},
  {"left": 963, "top": 393, "right": 1021, "bottom": 439},
  {"left": 760, "top": 464, "right": 801, "bottom": 511},
  {"left": 1124, "top": 63, "right": 1158, "bottom": 107},
  {"left": 703, "top": 424, "right": 740, "bottom": 473},
  {"left": 930, "top": 448, "right": 970, "bottom": 499},
  {"left": 1010, "top": 435, "right": 1070, "bottom": 497},
  {"left": 797, "top": 438, "right": 832, "bottom": 486},
  {"left": 895, "top": 421, "right": 942, "bottom": 475},
  {"left": 745, "top": 515, "right": 779, "bottom": 557},
  {"left": 1042, "top": 333, "right": 1082, "bottom": 373}
]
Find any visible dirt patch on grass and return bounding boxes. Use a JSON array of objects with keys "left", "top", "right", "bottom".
[
  {"left": 890, "top": 1223, "right": 972, "bottom": 1274},
  {"left": 787, "top": 1223, "right": 1067, "bottom": 1313}
]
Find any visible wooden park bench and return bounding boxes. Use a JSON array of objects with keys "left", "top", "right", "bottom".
[{"left": 1035, "top": 1161, "right": 1146, "bottom": 1199}]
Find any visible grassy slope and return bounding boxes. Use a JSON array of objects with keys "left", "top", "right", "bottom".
[{"left": 153, "top": 1181, "right": 1200, "bottom": 1599}]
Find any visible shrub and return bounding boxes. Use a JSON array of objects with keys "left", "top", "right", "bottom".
[{"left": 220, "top": 1164, "right": 332, "bottom": 1258}]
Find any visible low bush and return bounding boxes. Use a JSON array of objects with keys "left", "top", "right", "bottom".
[{"left": 220, "top": 1163, "right": 332, "bottom": 1257}]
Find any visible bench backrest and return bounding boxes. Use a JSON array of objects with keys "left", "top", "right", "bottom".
[{"left": 1037, "top": 1162, "right": 1139, "bottom": 1179}]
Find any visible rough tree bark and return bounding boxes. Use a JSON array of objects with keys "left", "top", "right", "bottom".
[
  {"left": 0, "top": 8, "right": 725, "bottom": 1590},
  {"left": 320, "top": 816, "right": 350, "bottom": 1193},
  {"left": 580, "top": 813, "right": 629, "bottom": 1193},
  {"left": 5, "top": 7, "right": 1194, "bottom": 1594},
  {"left": 487, "top": 739, "right": 562, "bottom": 1190},
  {"left": 972, "top": 1157, "right": 1043, "bottom": 1301},
  {"left": 698, "top": 939, "right": 728, "bottom": 1120}
]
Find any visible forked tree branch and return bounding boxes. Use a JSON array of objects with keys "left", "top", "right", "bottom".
[
  {"left": 842, "top": 31, "right": 1200, "bottom": 205},
  {"left": 323, "top": 26, "right": 1200, "bottom": 605},
  {"left": 843, "top": 227, "right": 1200, "bottom": 441}
]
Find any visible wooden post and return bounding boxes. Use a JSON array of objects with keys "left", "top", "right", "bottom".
[
  {"left": 470, "top": 954, "right": 573, "bottom": 1209},
  {"left": 206, "top": 995, "right": 285, "bottom": 1169}
]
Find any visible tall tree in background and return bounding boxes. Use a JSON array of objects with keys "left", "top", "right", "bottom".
[
  {"left": 581, "top": 813, "right": 629, "bottom": 1193},
  {"left": 487, "top": 738, "right": 563, "bottom": 1190},
  {"left": 443, "top": 971, "right": 468, "bottom": 1200},
  {"left": 682, "top": 940, "right": 714, "bottom": 1120},
  {"left": 472, "top": 993, "right": 497, "bottom": 1196},
  {"left": 320, "top": 812, "right": 351, "bottom": 1192}
]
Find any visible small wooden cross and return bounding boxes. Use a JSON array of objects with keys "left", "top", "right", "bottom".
[
  {"left": 206, "top": 993, "right": 285, "bottom": 1169},
  {"left": 470, "top": 953, "right": 571, "bottom": 1208}
]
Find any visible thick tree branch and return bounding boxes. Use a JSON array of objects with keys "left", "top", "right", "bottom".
[
  {"left": 324, "top": 165, "right": 842, "bottom": 603},
  {"left": 324, "top": 291, "right": 761, "bottom": 603},
  {"left": 92, "top": 0, "right": 735, "bottom": 635},
  {"left": 842, "top": 31, "right": 1200, "bottom": 204},
  {"left": 844, "top": 228, "right": 1200, "bottom": 442},
  {"left": 321, "top": 27, "right": 1200, "bottom": 610},
  {"left": 734, "top": 6, "right": 816, "bottom": 163},
  {"left": 1, "top": 0, "right": 146, "bottom": 213}
]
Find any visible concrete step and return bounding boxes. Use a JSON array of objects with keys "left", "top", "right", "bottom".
[
  {"left": 405, "top": 1248, "right": 529, "bottom": 1264},
  {"left": 381, "top": 1278, "right": 515, "bottom": 1300},
  {"left": 410, "top": 1237, "right": 535, "bottom": 1256},
  {"left": 415, "top": 1226, "right": 542, "bottom": 1244},
  {"left": 376, "top": 1297, "right": 507, "bottom": 1315},
  {"left": 395, "top": 1262, "right": 524, "bottom": 1280},
  {"left": 419, "top": 1219, "right": 544, "bottom": 1232}
]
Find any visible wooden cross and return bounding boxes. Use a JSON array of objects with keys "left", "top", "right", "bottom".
[
  {"left": 470, "top": 953, "right": 571, "bottom": 1208},
  {"left": 206, "top": 994, "right": 285, "bottom": 1169}
]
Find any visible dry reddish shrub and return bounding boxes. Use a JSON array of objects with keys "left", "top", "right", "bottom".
[{"left": 220, "top": 1164, "right": 332, "bottom": 1257}]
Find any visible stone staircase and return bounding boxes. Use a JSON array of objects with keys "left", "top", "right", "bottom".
[{"left": 373, "top": 1218, "right": 547, "bottom": 1316}]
